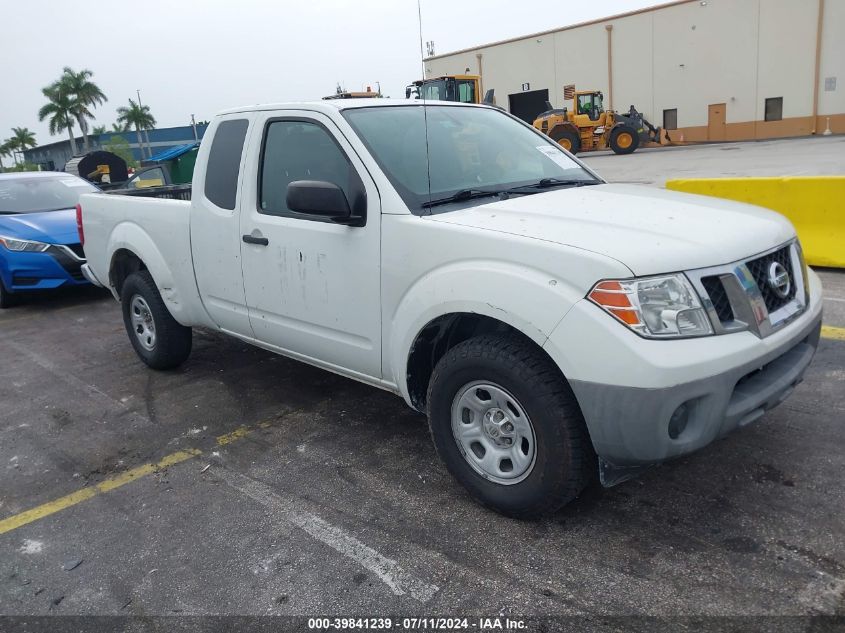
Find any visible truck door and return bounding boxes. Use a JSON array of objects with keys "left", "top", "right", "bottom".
[
  {"left": 190, "top": 115, "right": 254, "bottom": 337},
  {"left": 238, "top": 111, "right": 382, "bottom": 379}
]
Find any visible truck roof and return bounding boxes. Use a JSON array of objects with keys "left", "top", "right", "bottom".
[{"left": 217, "top": 98, "right": 480, "bottom": 116}]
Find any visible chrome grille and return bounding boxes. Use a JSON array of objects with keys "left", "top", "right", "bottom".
[
  {"left": 745, "top": 245, "right": 795, "bottom": 313},
  {"left": 687, "top": 240, "right": 807, "bottom": 339}
]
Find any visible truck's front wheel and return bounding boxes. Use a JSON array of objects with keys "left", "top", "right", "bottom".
[
  {"left": 427, "top": 334, "right": 595, "bottom": 518},
  {"left": 121, "top": 271, "right": 192, "bottom": 369}
]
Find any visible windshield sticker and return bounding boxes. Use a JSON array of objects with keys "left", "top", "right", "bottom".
[
  {"left": 536, "top": 145, "right": 575, "bottom": 169},
  {"left": 59, "top": 179, "right": 90, "bottom": 187}
]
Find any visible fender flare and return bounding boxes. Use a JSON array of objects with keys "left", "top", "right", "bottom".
[
  {"left": 388, "top": 260, "right": 585, "bottom": 403},
  {"left": 107, "top": 221, "right": 203, "bottom": 325}
]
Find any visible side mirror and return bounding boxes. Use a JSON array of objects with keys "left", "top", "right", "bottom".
[{"left": 286, "top": 180, "right": 359, "bottom": 225}]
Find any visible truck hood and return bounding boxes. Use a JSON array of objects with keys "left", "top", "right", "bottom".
[
  {"left": 426, "top": 184, "right": 796, "bottom": 276},
  {"left": 0, "top": 208, "right": 79, "bottom": 245}
]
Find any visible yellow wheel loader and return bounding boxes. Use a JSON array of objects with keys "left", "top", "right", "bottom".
[
  {"left": 533, "top": 90, "right": 668, "bottom": 155},
  {"left": 405, "top": 75, "right": 497, "bottom": 106}
]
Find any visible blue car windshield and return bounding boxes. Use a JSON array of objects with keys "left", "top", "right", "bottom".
[{"left": 0, "top": 175, "right": 97, "bottom": 214}]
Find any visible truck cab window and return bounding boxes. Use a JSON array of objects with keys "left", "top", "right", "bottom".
[
  {"left": 204, "top": 119, "right": 248, "bottom": 210},
  {"left": 457, "top": 80, "right": 476, "bottom": 103},
  {"left": 259, "top": 120, "right": 358, "bottom": 218}
]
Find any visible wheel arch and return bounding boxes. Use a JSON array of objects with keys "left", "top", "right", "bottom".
[
  {"left": 109, "top": 247, "right": 148, "bottom": 297},
  {"left": 404, "top": 311, "right": 569, "bottom": 414},
  {"left": 106, "top": 222, "right": 210, "bottom": 326},
  {"left": 388, "top": 261, "right": 589, "bottom": 411}
]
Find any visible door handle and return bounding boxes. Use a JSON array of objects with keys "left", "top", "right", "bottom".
[{"left": 242, "top": 234, "right": 269, "bottom": 246}]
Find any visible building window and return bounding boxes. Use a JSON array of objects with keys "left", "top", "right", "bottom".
[
  {"left": 663, "top": 108, "right": 678, "bottom": 130},
  {"left": 764, "top": 97, "right": 783, "bottom": 122}
]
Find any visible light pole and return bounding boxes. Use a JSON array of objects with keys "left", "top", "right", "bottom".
[{"left": 137, "top": 89, "right": 151, "bottom": 159}]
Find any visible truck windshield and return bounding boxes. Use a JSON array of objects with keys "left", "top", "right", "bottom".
[
  {"left": 343, "top": 105, "right": 600, "bottom": 214},
  {"left": 0, "top": 175, "right": 97, "bottom": 214}
]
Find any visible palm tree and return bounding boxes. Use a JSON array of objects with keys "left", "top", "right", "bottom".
[
  {"left": 56, "top": 67, "right": 107, "bottom": 153},
  {"left": 11, "top": 127, "right": 36, "bottom": 158},
  {"left": 0, "top": 140, "right": 14, "bottom": 170},
  {"left": 92, "top": 125, "right": 106, "bottom": 135},
  {"left": 116, "top": 99, "right": 156, "bottom": 159},
  {"left": 38, "top": 84, "right": 78, "bottom": 155},
  {"left": 111, "top": 122, "right": 127, "bottom": 132}
]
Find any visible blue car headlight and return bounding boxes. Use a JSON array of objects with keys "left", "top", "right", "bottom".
[{"left": 0, "top": 236, "right": 51, "bottom": 253}]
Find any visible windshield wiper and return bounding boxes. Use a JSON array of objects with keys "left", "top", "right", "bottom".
[
  {"left": 422, "top": 188, "right": 504, "bottom": 209},
  {"left": 504, "top": 178, "right": 601, "bottom": 193}
]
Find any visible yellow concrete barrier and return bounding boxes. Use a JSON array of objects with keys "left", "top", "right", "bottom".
[{"left": 666, "top": 176, "right": 845, "bottom": 268}]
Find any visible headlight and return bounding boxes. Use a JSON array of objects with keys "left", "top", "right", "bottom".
[
  {"left": 0, "top": 236, "right": 50, "bottom": 253},
  {"left": 588, "top": 274, "right": 713, "bottom": 339}
]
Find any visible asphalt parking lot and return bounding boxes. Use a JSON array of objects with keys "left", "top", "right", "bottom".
[
  {"left": 581, "top": 134, "right": 845, "bottom": 184},
  {"left": 2, "top": 140, "right": 844, "bottom": 622}
]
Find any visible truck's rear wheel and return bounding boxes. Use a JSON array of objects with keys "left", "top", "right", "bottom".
[
  {"left": 426, "top": 334, "right": 595, "bottom": 518},
  {"left": 550, "top": 127, "right": 581, "bottom": 155},
  {"left": 120, "top": 271, "right": 192, "bottom": 369},
  {"left": 609, "top": 125, "right": 639, "bottom": 155}
]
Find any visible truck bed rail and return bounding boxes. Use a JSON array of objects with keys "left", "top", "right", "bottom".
[{"left": 104, "top": 184, "right": 192, "bottom": 201}]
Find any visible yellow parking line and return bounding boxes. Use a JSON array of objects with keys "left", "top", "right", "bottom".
[
  {"left": 821, "top": 325, "right": 845, "bottom": 341},
  {"left": 0, "top": 412, "right": 285, "bottom": 537},
  {"left": 216, "top": 425, "right": 251, "bottom": 446},
  {"left": 0, "top": 449, "right": 200, "bottom": 536}
]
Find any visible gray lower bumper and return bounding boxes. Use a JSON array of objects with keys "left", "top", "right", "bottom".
[
  {"left": 570, "top": 314, "right": 822, "bottom": 485},
  {"left": 80, "top": 263, "right": 104, "bottom": 287}
]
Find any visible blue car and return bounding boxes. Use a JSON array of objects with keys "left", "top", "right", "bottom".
[{"left": 0, "top": 172, "right": 98, "bottom": 308}]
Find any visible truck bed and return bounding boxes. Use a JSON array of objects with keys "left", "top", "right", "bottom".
[{"left": 79, "top": 190, "right": 209, "bottom": 327}]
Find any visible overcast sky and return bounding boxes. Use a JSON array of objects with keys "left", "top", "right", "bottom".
[{"left": 1, "top": 0, "right": 661, "bottom": 148}]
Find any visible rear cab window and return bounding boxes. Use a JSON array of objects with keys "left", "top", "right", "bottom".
[{"left": 204, "top": 119, "right": 249, "bottom": 210}]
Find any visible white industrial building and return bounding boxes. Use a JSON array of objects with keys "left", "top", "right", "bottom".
[{"left": 424, "top": 0, "right": 844, "bottom": 141}]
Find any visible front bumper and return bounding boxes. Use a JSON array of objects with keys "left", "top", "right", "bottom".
[
  {"left": 0, "top": 245, "right": 89, "bottom": 292},
  {"left": 570, "top": 314, "right": 821, "bottom": 483},
  {"left": 544, "top": 268, "right": 824, "bottom": 484}
]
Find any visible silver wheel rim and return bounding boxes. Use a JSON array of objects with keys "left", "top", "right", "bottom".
[
  {"left": 450, "top": 381, "right": 537, "bottom": 485},
  {"left": 130, "top": 294, "right": 156, "bottom": 351}
]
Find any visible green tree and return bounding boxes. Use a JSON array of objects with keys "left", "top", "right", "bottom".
[
  {"left": 116, "top": 99, "right": 156, "bottom": 159},
  {"left": 0, "top": 140, "right": 14, "bottom": 171},
  {"left": 92, "top": 125, "right": 107, "bottom": 136},
  {"left": 38, "top": 84, "right": 78, "bottom": 155},
  {"left": 11, "top": 127, "right": 36, "bottom": 155},
  {"left": 55, "top": 67, "right": 107, "bottom": 154},
  {"left": 102, "top": 135, "right": 137, "bottom": 168},
  {"left": 111, "top": 122, "right": 128, "bottom": 132}
]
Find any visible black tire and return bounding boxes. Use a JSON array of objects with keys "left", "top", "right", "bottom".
[
  {"left": 550, "top": 126, "right": 581, "bottom": 155},
  {"left": 609, "top": 125, "right": 640, "bottom": 155},
  {"left": 0, "top": 277, "right": 15, "bottom": 309},
  {"left": 120, "top": 270, "right": 192, "bottom": 369},
  {"left": 427, "top": 334, "right": 596, "bottom": 518}
]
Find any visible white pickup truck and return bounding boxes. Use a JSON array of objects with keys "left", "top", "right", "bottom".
[{"left": 79, "top": 99, "right": 822, "bottom": 517}]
